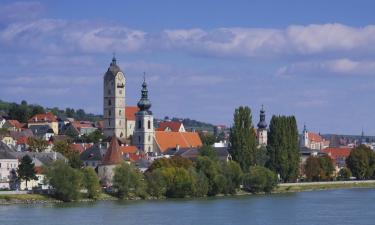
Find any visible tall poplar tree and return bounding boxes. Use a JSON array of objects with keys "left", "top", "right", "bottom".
[
  {"left": 266, "top": 115, "right": 299, "bottom": 182},
  {"left": 229, "top": 106, "right": 257, "bottom": 172}
]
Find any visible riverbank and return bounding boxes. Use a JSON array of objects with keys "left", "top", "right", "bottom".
[
  {"left": 1, "top": 180, "right": 375, "bottom": 205},
  {"left": 274, "top": 180, "right": 375, "bottom": 193}
]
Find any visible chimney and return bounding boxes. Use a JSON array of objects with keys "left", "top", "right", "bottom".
[{"left": 176, "top": 144, "right": 180, "bottom": 150}]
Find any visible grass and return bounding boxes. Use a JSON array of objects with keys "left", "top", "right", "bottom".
[
  {"left": 0, "top": 194, "right": 53, "bottom": 202},
  {"left": 274, "top": 182, "right": 375, "bottom": 193}
]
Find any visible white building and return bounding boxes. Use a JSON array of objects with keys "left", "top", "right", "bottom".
[{"left": 257, "top": 106, "right": 268, "bottom": 146}]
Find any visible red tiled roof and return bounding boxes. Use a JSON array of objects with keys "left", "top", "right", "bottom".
[
  {"left": 156, "top": 121, "right": 183, "bottom": 132},
  {"left": 70, "top": 143, "right": 93, "bottom": 154},
  {"left": 28, "top": 112, "right": 57, "bottom": 123},
  {"left": 322, "top": 147, "right": 351, "bottom": 161},
  {"left": 102, "top": 135, "right": 123, "bottom": 165},
  {"left": 125, "top": 106, "right": 139, "bottom": 121},
  {"left": 34, "top": 166, "right": 43, "bottom": 174},
  {"left": 155, "top": 131, "right": 203, "bottom": 152},
  {"left": 17, "top": 136, "right": 28, "bottom": 145},
  {"left": 308, "top": 132, "right": 323, "bottom": 142},
  {"left": 120, "top": 145, "right": 138, "bottom": 154},
  {"left": 7, "top": 120, "right": 23, "bottom": 129},
  {"left": 71, "top": 121, "right": 94, "bottom": 131}
]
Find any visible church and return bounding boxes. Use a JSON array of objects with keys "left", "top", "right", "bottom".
[{"left": 102, "top": 56, "right": 202, "bottom": 156}]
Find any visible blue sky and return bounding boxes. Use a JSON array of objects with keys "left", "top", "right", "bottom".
[{"left": 1, "top": 0, "right": 375, "bottom": 135}]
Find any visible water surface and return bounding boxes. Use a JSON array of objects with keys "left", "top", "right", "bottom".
[{"left": 0, "top": 188, "right": 373, "bottom": 225}]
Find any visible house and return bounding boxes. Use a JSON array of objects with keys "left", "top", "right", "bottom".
[
  {"left": 322, "top": 147, "right": 352, "bottom": 171},
  {"left": 70, "top": 143, "right": 93, "bottom": 154},
  {"left": 9, "top": 129, "right": 34, "bottom": 151},
  {"left": 28, "top": 112, "right": 59, "bottom": 134},
  {"left": 29, "top": 125, "right": 54, "bottom": 141},
  {"left": 125, "top": 106, "right": 139, "bottom": 139},
  {"left": 164, "top": 147, "right": 200, "bottom": 161},
  {"left": 154, "top": 131, "right": 202, "bottom": 154},
  {"left": 300, "top": 125, "right": 328, "bottom": 150},
  {"left": 64, "top": 121, "right": 97, "bottom": 137},
  {"left": 0, "top": 142, "right": 18, "bottom": 189},
  {"left": 3, "top": 120, "right": 23, "bottom": 132},
  {"left": 1, "top": 135, "right": 16, "bottom": 148},
  {"left": 214, "top": 147, "right": 232, "bottom": 161},
  {"left": 0, "top": 117, "right": 6, "bottom": 128},
  {"left": 80, "top": 143, "right": 107, "bottom": 168},
  {"left": 156, "top": 121, "right": 186, "bottom": 132}
]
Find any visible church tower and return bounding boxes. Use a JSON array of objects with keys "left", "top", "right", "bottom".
[
  {"left": 103, "top": 56, "right": 126, "bottom": 142},
  {"left": 257, "top": 105, "right": 268, "bottom": 146},
  {"left": 133, "top": 76, "right": 155, "bottom": 154}
]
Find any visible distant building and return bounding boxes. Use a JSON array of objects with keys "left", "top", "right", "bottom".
[
  {"left": 0, "top": 143, "right": 18, "bottom": 189},
  {"left": 64, "top": 121, "right": 97, "bottom": 137},
  {"left": 157, "top": 121, "right": 186, "bottom": 132},
  {"left": 125, "top": 106, "right": 139, "bottom": 139},
  {"left": 28, "top": 112, "right": 59, "bottom": 134},
  {"left": 322, "top": 147, "right": 351, "bottom": 171},
  {"left": 301, "top": 125, "right": 326, "bottom": 150},
  {"left": 257, "top": 105, "right": 268, "bottom": 146},
  {"left": 29, "top": 125, "right": 54, "bottom": 141},
  {"left": 3, "top": 120, "right": 23, "bottom": 132},
  {"left": 154, "top": 131, "right": 202, "bottom": 154}
]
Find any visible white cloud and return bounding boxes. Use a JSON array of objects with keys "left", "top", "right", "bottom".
[
  {"left": 0, "top": 1, "right": 44, "bottom": 24},
  {"left": 277, "top": 58, "right": 375, "bottom": 76}
]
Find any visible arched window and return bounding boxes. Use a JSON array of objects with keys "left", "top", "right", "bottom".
[
  {"left": 148, "top": 120, "right": 151, "bottom": 129},
  {"left": 119, "top": 110, "right": 122, "bottom": 116},
  {"left": 138, "top": 120, "right": 141, "bottom": 129}
]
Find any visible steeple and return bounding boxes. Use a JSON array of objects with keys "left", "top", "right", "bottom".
[
  {"left": 303, "top": 123, "right": 307, "bottom": 133},
  {"left": 257, "top": 105, "right": 267, "bottom": 129},
  {"left": 137, "top": 73, "right": 152, "bottom": 113},
  {"left": 111, "top": 53, "right": 117, "bottom": 66}
]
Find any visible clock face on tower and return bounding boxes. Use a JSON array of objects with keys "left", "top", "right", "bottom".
[{"left": 117, "top": 72, "right": 124, "bottom": 82}]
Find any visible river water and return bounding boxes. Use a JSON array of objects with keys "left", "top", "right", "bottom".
[{"left": 0, "top": 188, "right": 374, "bottom": 225}]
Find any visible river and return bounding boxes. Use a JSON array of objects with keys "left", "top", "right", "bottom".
[{"left": 0, "top": 188, "right": 374, "bottom": 225}]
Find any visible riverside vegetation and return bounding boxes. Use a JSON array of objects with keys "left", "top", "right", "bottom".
[{"left": 4, "top": 106, "right": 375, "bottom": 203}]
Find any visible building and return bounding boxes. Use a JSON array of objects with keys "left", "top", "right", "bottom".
[
  {"left": 154, "top": 131, "right": 202, "bottom": 154},
  {"left": 300, "top": 125, "right": 326, "bottom": 150},
  {"left": 3, "top": 120, "right": 23, "bottom": 132},
  {"left": 28, "top": 112, "right": 59, "bottom": 134},
  {"left": 133, "top": 78, "right": 155, "bottom": 154},
  {"left": 322, "top": 147, "right": 351, "bottom": 171},
  {"left": 29, "top": 124, "right": 54, "bottom": 141},
  {"left": 257, "top": 105, "right": 268, "bottom": 146},
  {"left": 0, "top": 142, "right": 18, "bottom": 189},
  {"left": 103, "top": 56, "right": 126, "bottom": 142},
  {"left": 157, "top": 121, "right": 186, "bottom": 132},
  {"left": 64, "top": 121, "right": 97, "bottom": 137},
  {"left": 98, "top": 135, "right": 124, "bottom": 186},
  {"left": 125, "top": 106, "right": 139, "bottom": 139},
  {"left": 80, "top": 143, "right": 107, "bottom": 168}
]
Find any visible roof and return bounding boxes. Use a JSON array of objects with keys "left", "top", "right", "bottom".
[
  {"left": 155, "top": 131, "right": 202, "bottom": 153},
  {"left": 29, "top": 125, "right": 54, "bottom": 136},
  {"left": 102, "top": 135, "right": 123, "bottom": 165},
  {"left": 70, "top": 121, "right": 95, "bottom": 131},
  {"left": 10, "top": 129, "right": 33, "bottom": 140},
  {"left": 0, "top": 142, "right": 17, "bottom": 159},
  {"left": 11, "top": 152, "right": 66, "bottom": 166},
  {"left": 156, "top": 121, "right": 183, "bottom": 132},
  {"left": 125, "top": 106, "right": 139, "bottom": 121},
  {"left": 28, "top": 112, "right": 57, "bottom": 123},
  {"left": 120, "top": 145, "right": 138, "bottom": 154},
  {"left": 80, "top": 144, "right": 106, "bottom": 161},
  {"left": 7, "top": 120, "right": 23, "bottom": 129},
  {"left": 70, "top": 143, "right": 93, "bottom": 154},
  {"left": 17, "top": 136, "right": 28, "bottom": 145},
  {"left": 322, "top": 147, "right": 351, "bottom": 161},
  {"left": 308, "top": 132, "right": 323, "bottom": 142}
]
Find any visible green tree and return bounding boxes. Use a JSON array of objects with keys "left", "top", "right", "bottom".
[
  {"left": 113, "top": 162, "right": 145, "bottom": 199},
  {"left": 195, "top": 156, "right": 220, "bottom": 196},
  {"left": 346, "top": 145, "right": 375, "bottom": 180},
  {"left": 145, "top": 169, "right": 167, "bottom": 198},
  {"left": 229, "top": 106, "right": 257, "bottom": 171},
  {"left": 147, "top": 156, "right": 193, "bottom": 172},
  {"left": 190, "top": 169, "right": 209, "bottom": 197},
  {"left": 82, "top": 130, "right": 105, "bottom": 143},
  {"left": 27, "top": 137, "right": 49, "bottom": 152},
  {"left": 304, "top": 156, "right": 322, "bottom": 181},
  {"left": 199, "top": 132, "right": 216, "bottom": 146},
  {"left": 319, "top": 155, "right": 335, "bottom": 181},
  {"left": 337, "top": 167, "right": 352, "bottom": 181},
  {"left": 52, "top": 140, "right": 82, "bottom": 169},
  {"left": 17, "top": 155, "right": 38, "bottom": 190},
  {"left": 266, "top": 116, "right": 299, "bottom": 182},
  {"left": 199, "top": 145, "right": 218, "bottom": 160},
  {"left": 81, "top": 167, "right": 101, "bottom": 199},
  {"left": 243, "top": 166, "right": 278, "bottom": 193},
  {"left": 45, "top": 160, "right": 83, "bottom": 202},
  {"left": 255, "top": 145, "right": 269, "bottom": 166},
  {"left": 161, "top": 167, "right": 195, "bottom": 198},
  {"left": 220, "top": 161, "right": 243, "bottom": 194}
]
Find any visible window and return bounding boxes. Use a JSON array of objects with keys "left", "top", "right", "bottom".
[
  {"left": 138, "top": 120, "right": 141, "bottom": 129},
  {"left": 148, "top": 120, "right": 151, "bottom": 129},
  {"left": 108, "top": 110, "right": 111, "bottom": 116},
  {"left": 119, "top": 90, "right": 122, "bottom": 94},
  {"left": 138, "top": 136, "right": 141, "bottom": 142},
  {"left": 108, "top": 120, "right": 111, "bottom": 126},
  {"left": 119, "top": 120, "right": 121, "bottom": 125},
  {"left": 148, "top": 135, "right": 151, "bottom": 141},
  {"left": 108, "top": 89, "right": 111, "bottom": 95},
  {"left": 119, "top": 110, "right": 122, "bottom": 116},
  {"left": 108, "top": 99, "right": 111, "bottom": 106}
]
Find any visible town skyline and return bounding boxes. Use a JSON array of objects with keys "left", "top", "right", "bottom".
[{"left": 1, "top": 0, "right": 375, "bottom": 135}]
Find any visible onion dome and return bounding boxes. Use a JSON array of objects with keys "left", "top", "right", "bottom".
[
  {"left": 257, "top": 105, "right": 267, "bottom": 129},
  {"left": 137, "top": 75, "right": 152, "bottom": 114}
]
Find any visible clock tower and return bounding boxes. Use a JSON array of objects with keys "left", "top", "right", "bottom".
[{"left": 103, "top": 56, "right": 126, "bottom": 142}]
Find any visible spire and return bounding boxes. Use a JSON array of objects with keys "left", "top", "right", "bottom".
[
  {"left": 102, "top": 134, "right": 123, "bottom": 165},
  {"left": 137, "top": 73, "right": 152, "bottom": 113},
  {"left": 111, "top": 52, "right": 117, "bottom": 66},
  {"left": 257, "top": 105, "right": 267, "bottom": 129},
  {"left": 303, "top": 123, "right": 307, "bottom": 133}
]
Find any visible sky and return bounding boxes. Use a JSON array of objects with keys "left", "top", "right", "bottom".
[{"left": 0, "top": 0, "right": 375, "bottom": 135}]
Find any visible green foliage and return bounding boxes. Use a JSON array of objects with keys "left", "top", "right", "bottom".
[
  {"left": 145, "top": 169, "right": 167, "bottom": 198},
  {"left": 190, "top": 169, "right": 209, "bottom": 197},
  {"left": 199, "top": 145, "right": 218, "bottom": 161},
  {"left": 229, "top": 106, "right": 257, "bottom": 172},
  {"left": 52, "top": 140, "right": 83, "bottom": 169},
  {"left": 68, "top": 151, "right": 83, "bottom": 169},
  {"left": 195, "top": 156, "right": 220, "bottom": 196},
  {"left": 243, "top": 166, "right": 278, "bottom": 193},
  {"left": 255, "top": 146, "right": 269, "bottom": 167},
  {"left": 160, "top": 167, "right": 195, "bottom": 198},
  {"left": 17, "top": 155, "right": 38, "bottom": 190},
  {"left": 199, "top": 132, "right": 216, "bottom": 146},
  {"left": 147, "top": 156, "right": 193, "bottom": 172},
  {"left": 81, "top": 130, "right": 105, "bottom": 143},
  {"left": 220, "top": 161, "right": 243, "bottom": 194},
  {"left": 266, "top": 115, "right": 299, "bottom": 182},
  {"left": 27, "top": 137, "right": 49, "bottom": 152},
  {"left": 337, "top": 167, "right": 352, "bottom": 181},
  {"left": 113, "top": 163, "right": 145, "bottom": 199},
  {"left": 81, "top": 167, "right": 101, "bottom": 199},
  {"left": 304, "top": 155, "right": 334, "bottom": 181},
  {"left": 45, "top": 160, "right": 83, "bottom": 202},
  {"left": 346, "top": 145, "right": 375, "bottom": 180}
]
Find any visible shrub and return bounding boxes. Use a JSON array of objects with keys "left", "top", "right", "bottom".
[{"left": 243, "top": 166, "right": 278, "bottom": 193}]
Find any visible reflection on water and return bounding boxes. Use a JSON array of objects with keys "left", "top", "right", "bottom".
[{"left": 0, "top": 188, "right": 374, "bottom": 225}]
